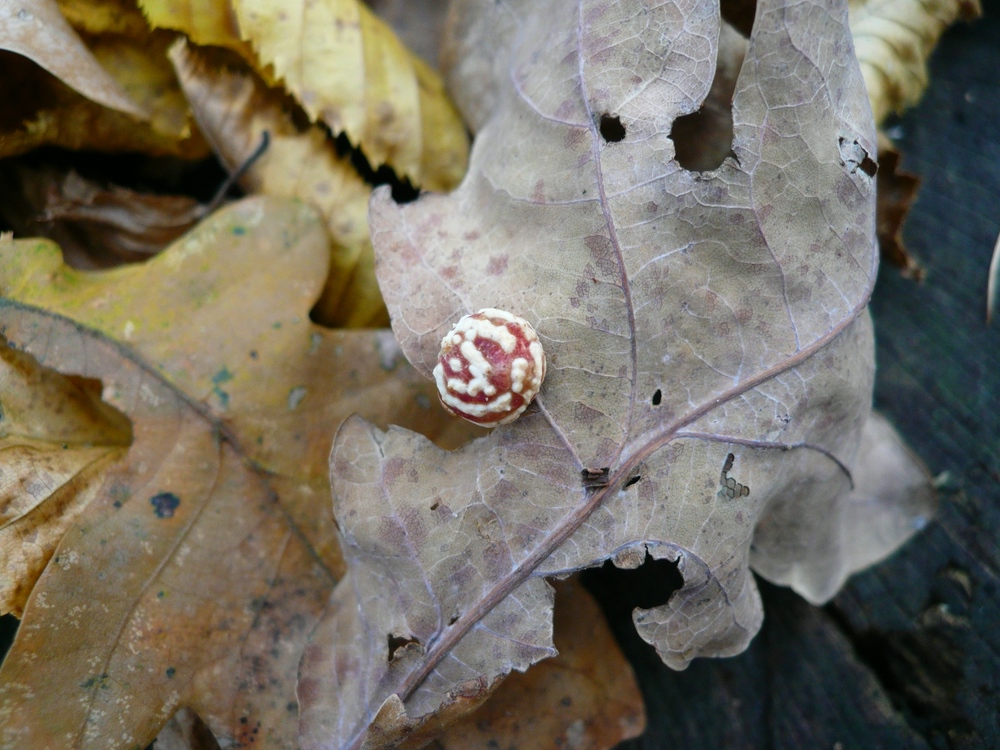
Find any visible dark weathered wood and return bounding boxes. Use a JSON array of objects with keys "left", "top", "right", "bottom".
[{"left": 588, "top": 4, "right": 1000, "bottom": 747}]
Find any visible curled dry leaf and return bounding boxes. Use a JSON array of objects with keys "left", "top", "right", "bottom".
[
  {"left": 0, "top": 0, "right": 145, "bottom": 117},
  {"left": 875, "top": 136, "right": 923, "bottom": 278},
  {"left": 169, "top": 39, "right": 387, "bottom": 327},
  {"left": 0, "top": 163, "right": 205, "bottom": 267},
  {"left": 303, "top": 0, "right": 936, "bottom": 746},
  {"left": 0, "top": 198, "right": 474, "bottom": 747},
  {"left": 0, "top": 0, "right": 207, "bottom": 158},
  {"left": 139, "top": 0, "right": 470, "bottom": 190},
  {"left": 849, "top": 0, "right": 982, "bottom": 124}
]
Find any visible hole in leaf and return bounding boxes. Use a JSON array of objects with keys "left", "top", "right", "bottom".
[
  {"left": 387, "top": 633, "right": 421, "bottom": 662},
  {"left": 599, "top": 114, "right": 626, "bottom": 143},
  {"left": 430, "top": 500, "right": 440, "bottom": 511},
  {"left": 448, "top": 614, "right": 460, "bottom": 626},
  {"left": 670, "top": 20, "right": 747, "bottom": 173},
  {"left": 624, "top": 475, "right": 641, "bottom": 488},
  {"left": 838, "top": 136, "right": 879, "bottom": 179},
  {"left": 859, "top": 153, "right": 878, "bottom": 178},
  {"left": 582, "top": 551, "right": 684, "bottom": 613},
  {"left": 651, "top": 389, "right": 662, "bottom": 406}
]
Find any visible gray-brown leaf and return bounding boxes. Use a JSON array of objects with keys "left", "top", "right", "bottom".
[{"left": 303, "top": 0, "right": 934, "bottom": 746}]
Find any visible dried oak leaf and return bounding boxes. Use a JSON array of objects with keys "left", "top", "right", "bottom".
[
  {"left": 429, "top": 577, "right": 645, "bottom": 750},
  {"left": 168, "top": 39, "right": 387, "bottom": 327},
  {"left": 0, "top": 198, "right": 470, "bottom": 747},
  {"left": 301, "top": 0, "right": 935, "bottom": 746}
]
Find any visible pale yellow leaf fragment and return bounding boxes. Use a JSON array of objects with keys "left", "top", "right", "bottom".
[
  {"left": 0, "top": 343, "right": 132, "bottom": 616},
  {"left": 234, "top": 0, "right": 468, "bottom": 190},
  {"left": 0, "top": 0, "right": 207, "bottom": 158},
  {"left": 138, "top": 0, "right": 244, "bottom": 51},
  {"left": 169, "top": 40, "right": 386, "bottom": 326},
  {"left": 849, "top": 0, "right": 982, "bottom": 124}
]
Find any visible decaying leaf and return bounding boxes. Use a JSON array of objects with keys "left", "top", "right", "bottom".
[
  {"left": 0, "top": 337, "right": 133, "bottom": 617},
  {"left": 168, "top": 39, "right": 387, "bottom": 327},
  {"left": 0, "top": 0, "right": 207, "bottom": 158},
  {"left": 875, "top": 137, "right": 923, "bottom": 278},
  {"left": 849, "top": 0, "right": 982, "bottom": 125},
  {"left": 429, "top": 578, "right": 645, "bottom": 750},
  {"left": 0, "top": 301, "right": 332, "bottom": 748},
  {"left": 0, "top": 0, "right": 146, "bottom": 117},
  {"left": 0, "top": 163, "right": 205, "bottom": 267},
  {"left": 303, "top": 0, "right": 935, "bottom": 745},
  {"left": 0, "top": 198, "right": 473, "bottom": 746}
]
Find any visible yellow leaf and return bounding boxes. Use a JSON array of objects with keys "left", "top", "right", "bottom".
[
  {"left": 90, "top": 31, "right": 206, "bottom": 146},
  {"left": 234, "top": 0, "right": 469, "bottom": 190},
  {"left": 0, "top": 198, "right": 475, "bottom": 746},
  {"left": 169, "top": 40, "right": 387, "bottom": 327},
  {"left": 137, "top": 0, "right": 248, "bottom": 53},
  {"left": 57, "top": 0, "right": 152, "bottom": 37},
  {"left": 849, "top": 0, "right": 982, "bottom": 124}
]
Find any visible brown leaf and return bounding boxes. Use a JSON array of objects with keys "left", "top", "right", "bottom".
[
  {"left": 0, "top": 198, "right": 473, "bottom": 747},
  {"left": 0, "top": 163, "right": 204, "bottom": 267},
  {"left": 305, "top": 0, "right": 935, "bottom": 745},
  {"left": 875, "top": 135, "right": 923, "bottom": 279},
  {"left": 429, "top": 578, "right": 645, "bottom": 750},
  {"left": 0, "top": 341, "right": 132, "bottom": 616}
]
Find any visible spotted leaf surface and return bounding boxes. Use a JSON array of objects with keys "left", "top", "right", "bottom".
[{"left": 305, "top": 0, "right": 936, "bottom": 746}]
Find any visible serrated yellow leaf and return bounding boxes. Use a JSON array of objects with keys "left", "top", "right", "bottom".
[
  {"left": 234, "top": 0, "right": 468, "bottom": 190},
  {"left": 138, "top": 0, "right": 244, "bottom": 50}
]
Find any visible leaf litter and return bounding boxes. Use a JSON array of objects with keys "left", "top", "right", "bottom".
[
  {"left": 0, "top": 198, "right": 476, "bottom": 747},
  {"left": 0, "top": 0, "right": 978, "bottom": 745}
]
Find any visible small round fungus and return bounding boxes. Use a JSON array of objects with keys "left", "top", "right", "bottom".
[{"left": 433, "top": 309, "right": 546, "bottom": 426}]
